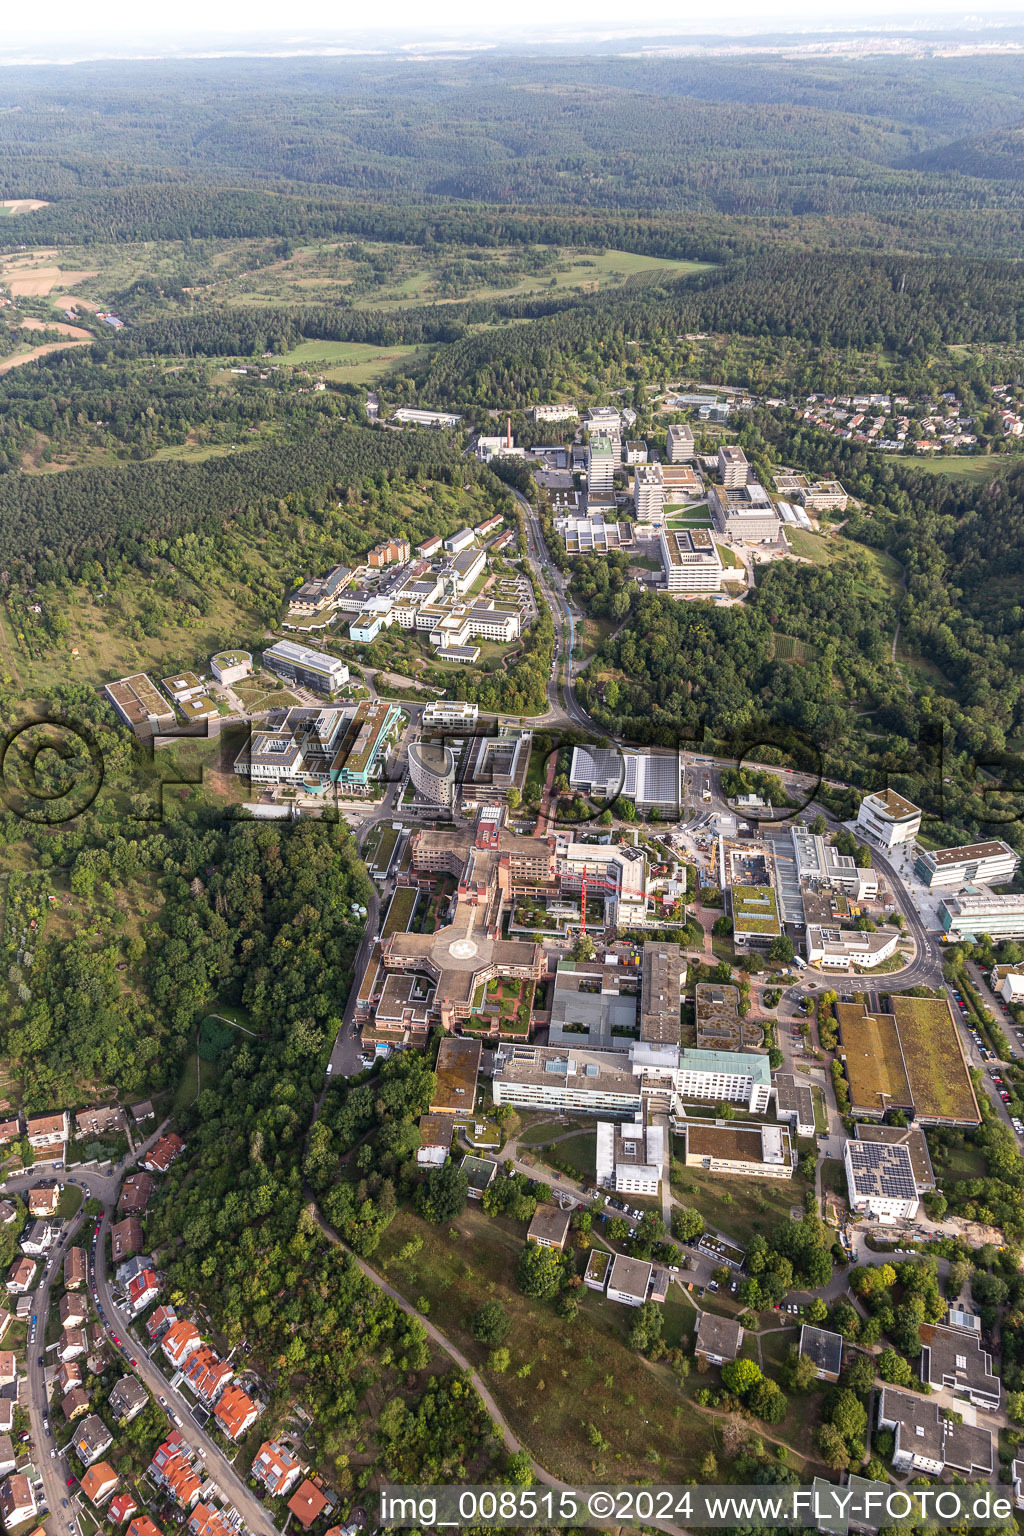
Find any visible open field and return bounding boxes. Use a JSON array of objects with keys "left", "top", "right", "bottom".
[
  {"left": 276, "top": 338, "right": 429, "bottom": 382},
  {"left": 1, "top": 263, "right": 97, "bottom": 296},
  {"left": 374, "top": 1203, "right": 719, "bottom": 1484},
  {"left": 908, "top": 453, "right": 1007, "bottom": 483},
  {"left": 0, "top": 198, "right": 49, "bottom": 214},
  {"left": 0, "top": 339, "right": 92, "bottom": 374},
  {"left": 20, "top": 316, "right": 93, "bottom": 339}
]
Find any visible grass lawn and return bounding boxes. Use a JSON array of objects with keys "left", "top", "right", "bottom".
[
  {"left": 171, "top": 1051, "right": 223, "bottom": 1116},
  {"left": 56, "top": 1185, "right": 84, "bottom": 1220},
  {"left": 670, "top": 1157, "right": 808, "bottom": 1247},
  {"left": 787, "top": 529, "right": 835, "bottom": 564},
  {"left": 373, "top": 1204, "right": 718, "bottom": 1483},
  {"left": 516, "top": 1115, "right": 579, "bottom": 1146},
  {"left": 908, "top": 453, "right": 1005, "bottom": 483},
  {"left": 820, "top": 1159, "right": 846, "bottom": 1199},
  {"left": 935, "top": 1143, "right": 988, "bottom": 1183},
  {"left": 537, "top": 1131, "right": 597, "bottom": 1181},
  {"left": 276, "top": 338, "right": 428, "bottom": 382}
]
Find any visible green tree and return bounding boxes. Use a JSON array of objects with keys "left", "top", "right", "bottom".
[
  {"left": 472, "top": 1301, "right": 511, "bottom": 1346},
  {"left": 516, "top": 1242, "right": 565, "bottom": 1299},
  {"left": 877, "top": 1348, "right": 913, "bottom": 1387},
  {"left": 415, "top": 1162, "right": 469, "bottom": 1223},
  {"left": 721, "top": 1358, "right": 762, "bottom": 1395},
  {"left": 768, "top": 935, "right": 795, "bottom": 964}
]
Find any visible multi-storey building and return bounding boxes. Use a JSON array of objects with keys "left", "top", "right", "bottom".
[
  {"left": 659, "top": 528, "right": 723, "bottom": 592},
  {"left": 940, "top": 893, "right": 1024, "bottom": 941},
  {"left": 914, "top": 840, "right": 1019, "bottom": 891},
  {"left": 717, "top": 444, "right": 749, "bottom": 488},
  {"left": 855, "top": 788, "right": 922, "bottom": 850},
  {"left": 587, "top": 434, "right": 617, "bottom": 495},
  {"left": 262, "top": 640, "right": 349, "bottom": 696},
  {"left": 633, "top": 462, "right": 666, "bottom": 522},
  {"left": 666, "top": 424, "right": 695, "bottom": 462}
]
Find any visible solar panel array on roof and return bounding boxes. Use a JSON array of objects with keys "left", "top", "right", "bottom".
[{"left": 847, "top": 1140, "right": 918, "bottom": 1201}]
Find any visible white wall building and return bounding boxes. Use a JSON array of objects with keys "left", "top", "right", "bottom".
[
  {"left": 844, "top": 1138, "right": 920, "bottom": 1220},
  {"left": 408, "top": 742, "right": 456, "bottom": 808},
  {"left": 717, "top": 444, "right": 749, "bottom": 488},
  {"left": 659, "top": 528, "right": 723, "bottom": 592},
  {"left": 587, "top": 435, "right": 617, "bottom": 495},
  {"left": 666, "top": 424, "right": 695, "bottom": 463},
  {"left": 855, "top": 788, "right": 922, "bottom": 850},
  {"left": 422, "top": 700, "right": 479, "bottom": 729},
  {"left": 914, "top": 839, "right": 1019, "bottom": 891},
  {"left": 633, "top": 462, "right": 667, "bottom": 522},
  {"left": 595, "top": 1113, "right": 664, "bottom": 1195},
  {"left": 804, "top": 926, "right": 900, "bottom": 972}
]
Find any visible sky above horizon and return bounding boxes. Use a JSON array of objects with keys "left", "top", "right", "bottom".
[{"left": 4, "top": 0, "right": 1024, "bottom": 51}]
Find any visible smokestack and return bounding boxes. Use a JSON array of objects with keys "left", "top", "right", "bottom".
[{"left": 506, "top": 415, "right": 512, "bottom": 449}]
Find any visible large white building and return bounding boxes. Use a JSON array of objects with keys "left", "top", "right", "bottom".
[
  {"left": 422, "top": 700, "right": 479, "bottom": 729},
  {"left": 633, "top": 462, "right": 667, "bottom": 522},
  {"left": 666, "top": 424, "right": 695, "bottom": 463},
  {"left": 804, "top": 926, "right": 900, "bottom": 972},
  {"left": 717, "top": 444, "right": 749, "bottom": 488},
  {"left": 587, "top": 434, "right": 618, "bottom": 495},
  {"left": 940, "top": 893, "right": 1024, "bottom": 942},
  {"left": 556, "top": 836, "right": 649, "bottom": 927},
  {"left": 914, "top": 840, "right": 1019, "bottom": 891},
  {"left": 490, "top": 1039, "right": 772, "bottom": 1117},
  {"left": 710, "top": 483, "right": 781, "bottom": 543},
  {"left": 844, "top": 1138, "right": 920, "bottom": 1220},
  {"left": 408, "top": 742, "right": 456, "bottom": 808},
  {"left": 596, "top": 1113, "right": 664, "bottom": 1195},
  {"left": 262, "top": 640, "right": 349, "bottom": 696},
  {"left": 855, "top": 788, "right": 922, "bottom": 850},
  {"left": 791, "top": 828, "right": 878, "bottom": 900},
  {"left": 659, "top": 528, "right": 723, "bottom": 592}
]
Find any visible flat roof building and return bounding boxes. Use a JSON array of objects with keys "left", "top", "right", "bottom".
[
  {"left": 605, "top": 1254, "right": 653, "bottom": 1308},
  {"left": 596, "top": 1111, "right": 664, "bottom": 1196},
  {"left": 798, "top": 1325, "right": 843, "bottom": 1382},
  {"left": 855, "top": 788, "right": 921, "bottom": 851},
  {"left": 262, "top": 640, "right": 349, "bottom": 697},
  {"left": 843, "top": 1138, "right": 919, "bottom": 1220},
  {"left": 919, "top": 1323, "right": 1000, "bottom": 1409},
  {"left": 659, "top": 528, "right": 723, "bottom": 592},
  {"left": 914, "top": 840, "right": 1018, "bottom": 891},
  {"left": 683, "top": 1121, "right": 795, "bottom": 1179},
  {"left": 854, "top": 1122, "right": 934, "bottom": 1190},
  {"left": 717, "top": 444, "right": 749, "bottom": 488},
  {"left": 634, "top": 462, "right": 667, "bottom": 523},
  {"left": 879, "top": 1389, "right": 993, "bottom": 1478},
  {"left": 694, "top": 1313, "right": 743, "bottom": 1365},
  {"left": 774, "top": 1074, "right": 815, "bottom": 1139},
  {"left": 940, "top": 892, "right": 1024, "bottom": 942},
  {"left": 526, "top": 1206, "right": 571, "bottom": 1251},
  {"left": 666, "top": 424, "right": 695, "bottom": 463},
  {"left": 105, "top": 675, "right": 176, "bottom": 739},
  {"left": 640, "top": 944, "right": 686, "bottom": 1046},
  {"left": 804, "top": 926, "right": 900, "bottom": 971}
]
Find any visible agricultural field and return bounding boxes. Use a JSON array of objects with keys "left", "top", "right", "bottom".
[{"left": 276, "top": 338, "right": 430, "bottom": 382}]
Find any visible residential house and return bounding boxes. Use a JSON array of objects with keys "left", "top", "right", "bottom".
[
  {"left": 56, "top": 1362, "right": 83, "bottom": 1395},
  {"left": 146, "top": 1304, "right": 177, "bottom": 1342},
  {"left": 288, "top": 1480, "right": 329, "bottom": 1531},
  {"left": 143, "top": 1133, "right": 185, "bottom": 1173},
  {"left": 0, "top": 1122, "right": 20, "bottom": 1151},
  {"left": 118, "top": 1174, "right": 156, "bottom": 1216},
  {"left": 81, "top": 1463, "right": 119, "bottom": 1506},
  {"left": 109, "top": 1494, "right": 138, "bottom": 1525},
  {"left": 59, "top": 1294, "right": 87, "bottom": 1329},
  {"left": 64, "top": 1249, "right": 87, "bottom": 1290},
  {"left": 161, "top": 1321, "right": 202, "bottom": 1371},
  {"left": 27, "top": 1183, "right": 59, "bottom": 1218},
  {"left": 126, "top": 1269, "right": 160, "bottom": 1315},
  {"left": 251, "top": 1441, "right": 302, "bottom": 1498},
  {"left": 694, "top": 1313, "right": 744, "bottom": 1366},
  {"left": 5, "top": 1258, "right": 34, "bottom": 1294},
  {"left": 23, "top": 1111, "right": 68, "bottom": 1151},
  {"left": 0, "top": 1204, "right": 16, "bottom": 1228},
  {"left": 0, "top": 1474, "right": 37, "bottom": 1527},
  {"left": 62, "top": 1388, "right": 91, "bottom": 1422},
  {"left": 75, "top": 1106, "right": 126, "bottom": 1138},
  {"left": 20, "top": 1222, "right": 57, "bottom": 1257},
  {"left": 213, "top": 1383, "right": 259, "bottom": 1441},
  {"left": 0, "top": 1406, "right": 14, "bottom": 1438},
  {"left": 150, "top": 1437, "right": 202, "bottom": 1510},
  {"left": 0, "top": 1356, "right": 14, "bottom": 1389},
  {"left": 188, "top": 1507, "right": 236, "bottom": 1536},
  {"left": 128, "top": 1516, "right": 163, "bottom": 1536},
  {"left": 59, "top": 1328, "right": 88, "bottom": 1362},
  {"left": 71, "top": 1414, "right": 113, "bottom": 1467},
  {"left": 109, "top": 1376, "right": 148, "bottom": 1423},
  {"left": 181, "top": 1347, "right": 233, "bottom": 1406},
  {"left": 0, "top": 1439, "right": 14, "bottom": 1479},
  {"left": 131, "top": 1102, "right": 155, "bottom": 1125},
  {"left": 111, "top": 1218, "right": 144, "bottom": 1262}
]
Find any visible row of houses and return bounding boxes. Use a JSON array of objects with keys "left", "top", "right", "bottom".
[{"left": 159, "top": 1319, "right": 260, "bottom": 1441}]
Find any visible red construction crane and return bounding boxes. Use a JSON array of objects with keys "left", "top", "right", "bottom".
[{"left": 576, "top": 873, "right": 620, "bottom": 937}]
